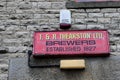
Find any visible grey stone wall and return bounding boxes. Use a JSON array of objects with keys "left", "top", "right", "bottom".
[{"left": 0, "top": 0, "right": 120, "bottom": 79}]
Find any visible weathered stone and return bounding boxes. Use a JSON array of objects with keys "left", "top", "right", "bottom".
[
  {"left": 86, "top": 9, "right": 100, "bottom": 13},
  {"left": 110, "top": 45, "right": 117, "bottom": 52},
  {"left": 27, "top": 25, "right": 40, "bottom": 30},
  {"left": 104, "top": 13, "right": 120, "bottom": 18},
  {"left": 38, "top": 19, "right": 49, "bottom": 24},
  {"left": 20, "top": 19, "right": 38, "bottom": 26},
  {"left": 6, "top": 25, "right": 20, "bottom": 31},
  {"left": 21, "top": 38, "right": 32, "bottom": 47},
  {"left": 117, "top": 45, "right": 120, "bottom": 52},
  {"left": 6, "top": 20, "right": 20, "bottom": 25},
  {"left": 101, "top": 8, "right": 117, "bottom": 13},
  {"left": 85, "top": 18, "right": 97, "bottom": 24},
  {"left": 111, "top": 30, "right": 120, "bottom": 37},
  {"left": 18, "top": 2, "right": 32, "bottom": 10},
  {"left": 3, "top": 39, "right": 22, "bottom": 46},
  {"left": 38, "top": 2, "right": 51, "bottom": 9},
  {"left": 72, "top": 24, "right": 87, "bottom": 30},
  {"left": 35, "top": 14, "right": 56, "bottom": 19},
  {"left": 0, "top": 59, "right": 8, "bottom": 64},
  {"left": 15, "top": 31, "right": 30, "bottom": 38},
  {"left": 0, "top": 64, "right": 8, "bottom": 74},
  {"left": 45, "top": 9, "right": 60, "bottom": 14},
  {"left": 0, "top": 2, "right": 6, "bottom": 7},
  {"left": 0, "top": 74, "right": 8, "bottom": 80},
  {"left": 72, "top": 13, "right": 88, "bottom": 18},
  {"left": 9, "top": 14, "right": 34, "bottom": 20},
  {"left": 0, "top": 25, "right": 5, "bottom": 31},
  {"left": 3, "top": 39, "right": 21, "bottom": 43},
  {"left": 88, "top": 13, "right": 103, "bottom": 18},
  {"left": 98, "top": 18, "right": 111, "bottom": 24},
  {"left": 7, "top": 2, "right": 18, "bottom": 7},
  {"left": 112, "top": 18, "right": 120, "bottom": 23},
  {"left": 74, "top": 19, "right": 85, "bottom": 24},
  {"left": 104, "top": 24, "right": 119, "bottom": 29},
  {"left": 0, "top": 14, "right": 9, "bottom": 20},
  {"left": 49, "top": 19, "right": 59, "bottom": 24},
  {"left": 51, "top": 2, "right": 65, "bottom": 9},
  {"left": 8, "top": 46, "right": 28, "bottom": 53},
  {"left": 70, "top": 9, "right": 85, "bottom": 13},
  {"left": 87, "top": 24, "right": 104, "bottom": 29}
]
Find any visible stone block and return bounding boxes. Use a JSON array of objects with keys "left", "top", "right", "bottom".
[
  {"left": 6, "top": 20, "right": 20, "bottom": 25},
  {"left": 117, "top": 45, "right": 120, "bottom": 52},
  {"left": 51, "top": 2, "right": 65, "bottom": 9},
  {"left": 86, "top": 9, "right": 100, "bottom": 13},
  {"left": 104, "top": 13, "right": 120, "bottom": 18},
  {"left": 88, "top": 13, "right": 103, "bottom": 18},
  {"left": 87, "top": 24, "right": 104, "bottom": 29},
  {"left": 101, "top": 8, "right": 117, "bottom": 13},
  {"left": 104, "top": 24, "right": 119, "bottom": 29},
  {"left": 38, "top": 2, "right": 51, "bottom": 9},
  {"left": 70, "top": 9, "right": 85, "bottom": 13},
  {"left": 111, "top": 18, "right": 120, "bottom": 23},
  {"left": 98, "top": 18, "right": 111, "bottom": 24},
  {"left": 15, "top": 31, "right": 30, "bottom": 38},
  {"left": 85, "top": 18, "right": 97, "bottom": 24},
  {"left": 8, "top": 46, "right": 28, "bottom": 53},
  {"left": 18, "top": 2, "right": 32, "bottom": 10},
  {"left": 74, "top": 19, "right": 85, "bottom": 24},
  {"left": 27, "top": 25, "right": 40, "bottom": 31},
  {"left": 45, "top": 9, "right": 60, "bottom": 14},
  {"left": 0, "top": 25, "right": 5, "bottom": 31},
  {"left": 3, "top": 39, "right": 21, "bottom": 43},
  {"left": 20, "top": 19, "right": 38, "bottom": 26},
  {"left": 6, "top": 25, "right": 20, "bottom": 31},
  {"left": 72, "top": 13, "right": 87, "bottom": 18},
  {"left": 72, "top": 24, "right": 87, "bottom": 30},
  {"left": 38, "top": 19, "right": 49, "bottom": 24},
  {"left": 0, "top": 64, "right": 8, "bottom": 74},
  {"left": 0, "top": 74, "right": 8, "bottom": 80},
  {"left": 110, "top": 45, "right": 117, "bottom": 52}
]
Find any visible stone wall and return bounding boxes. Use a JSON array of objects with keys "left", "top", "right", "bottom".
[{"left": 0, "top": 0, "right": 120, "bottom": 79}]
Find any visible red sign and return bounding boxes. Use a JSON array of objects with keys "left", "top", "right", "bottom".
[
  {"left": 75, "top": 0, "right": 119, "bottom": 2},
  {"left": 33, "top": 30, "right": 110, "bottom": 56}
]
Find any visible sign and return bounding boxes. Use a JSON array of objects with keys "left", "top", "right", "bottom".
[
  {"left": 33, "top": 30, "right": 110, "bottom": 56},
  {"left": 75, "top": 0, "right": 120, "bottom": 2}
]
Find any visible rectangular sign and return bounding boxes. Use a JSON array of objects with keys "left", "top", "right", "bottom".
[
  {"left": 75, "top": 0, "right": 119, "bottom": 2},
  {"left": 33, "top": 30, "right": 110, "bottom": 56}
]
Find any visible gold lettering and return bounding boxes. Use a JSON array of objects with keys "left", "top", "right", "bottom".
[
  {"left": 52, "top": 34, "right": 56, "bottom": 39},
  {"left": 60, "top": 34, "right": 67, "bottom": 39},
  {"left": 46, "top": 34, "right": 50, "bottom": 40},
  {"left": 93, "top": 33, "right": 103, "bottom": 39},
  {"left": 84, "top": 33, "right": 91, "bottom": 38},
  {"left": 39, "top": 34, "right": 42, "bottom": 40},
  {"left": 60, "top": 33, "right": 91, "bottom": 39}
]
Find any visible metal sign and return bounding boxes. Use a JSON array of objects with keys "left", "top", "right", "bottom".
[
  {"left": 75, "top": 0, "right": 119, "bottom": 2},
  {"left": 33, "top": 30, "right": 110, "bottom": 56}
]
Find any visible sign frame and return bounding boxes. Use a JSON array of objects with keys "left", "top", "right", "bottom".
[{"left": 33, "top": 30, "right": 110, "bottom": 56}]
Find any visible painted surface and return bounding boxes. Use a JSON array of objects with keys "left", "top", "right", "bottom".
[{"left": 33, "top": 30, "right": 110, "bottom": 56}]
